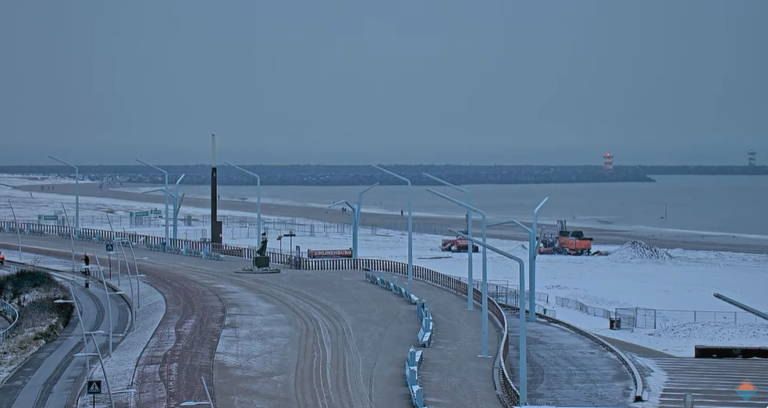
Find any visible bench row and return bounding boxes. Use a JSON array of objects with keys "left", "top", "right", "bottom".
[{"left": 364, "top": 271, "right": 431, "bottom": 408}]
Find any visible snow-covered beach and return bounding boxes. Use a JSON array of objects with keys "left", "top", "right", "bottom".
[{"left": 1, "top": 175, "right": 766, "bottom": 360}]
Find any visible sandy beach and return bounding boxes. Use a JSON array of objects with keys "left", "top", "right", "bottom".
[{"left": 16, "top": 182, "right": 768, "bottom": 253}]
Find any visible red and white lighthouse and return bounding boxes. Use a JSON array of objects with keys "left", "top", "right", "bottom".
[{"left": 603, "top": 152, "right": 614, "bottom": 170}]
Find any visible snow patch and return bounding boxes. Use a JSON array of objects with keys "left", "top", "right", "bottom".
[
  {"left": 76, "top": 277, "right": 165, "bottom": 407},
  {"left": 633, "top": 356, "right": 668, "bottom": 407},
  {"left": 594, "top": 322, "right": 768, "bottom": 357},
  {"left": 610, "top": 240, "right": 672, "bottom": 260}
]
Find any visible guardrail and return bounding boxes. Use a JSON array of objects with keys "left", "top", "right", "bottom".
[
  {"left": 365, "top": 272, "right": 432, "bottom": 407},
  {"left": 0, "top": 299, "right": 19, "bottom": 343},
  {"left": 0, "top": 221, "right": 522, "bottom": 405}
]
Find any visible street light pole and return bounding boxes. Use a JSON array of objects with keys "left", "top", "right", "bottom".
[
  {"left": 174, "top": 174, "right": 186, "bottom": 239},
  {"left": 48, "top": 155, "right": 79, "bottom": 233},
  {"left": 105, "top": 214, "right": 121, "bottom": 286},
  {"left": 56, "top": 283, "right": 90, "bottom": 375},
  {"left": 329, "top": 183, "right": 378, "bottom": 258},
  {"left": 92, "top": 254, "right": 124, "bottom": 357},
  {"left": 60, "top": 203, "right": 77, "bottom": 272},
  {"left": 529, "top": 198, "right": 548, "bottom": 322},
  {"left": 223, "top": 163, "right": 261, "bottom": 243},
  {"left": 449, "top": 229, "right": 528, "bottom": 406},
  {"left": 7, "top": 200, "right": 22, "bottom": 262},
  {"left": 423, "top": 172, "right": 474, "bottom": 310},
  {"left": 426, "top": 188, "right": 489, "bottom": 358},
  {"left": 123, "top": 227, "right": 142, "bottom": 309},
  {"left": 84, "top": 331, "right": 116, "bottom": 408},
  {"left": 135, "top": 159, "right": 169, "bottom": 251},
  {"left": 372, "top": 165, "right": 413, "bottom": 280}
]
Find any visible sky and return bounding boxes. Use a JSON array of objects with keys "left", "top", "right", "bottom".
[{"left": 1, "top": 1, "right": 766, "bottom": 166}]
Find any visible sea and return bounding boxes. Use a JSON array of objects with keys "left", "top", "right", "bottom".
[{"left": 121, "top": 175, "right": 768, "bottom": 238}]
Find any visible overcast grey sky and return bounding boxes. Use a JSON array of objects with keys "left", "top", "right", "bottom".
[{"left": 1, "top": 1, "right": 766, "bottom": 166}]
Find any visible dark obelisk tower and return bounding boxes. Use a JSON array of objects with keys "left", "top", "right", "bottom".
[{"left": 211, "top": 133, "right": 222, "bottom": 244}]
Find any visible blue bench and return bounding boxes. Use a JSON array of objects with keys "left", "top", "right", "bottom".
[{"left": 405, "top": 346, "right": 427, "bottom": 408}]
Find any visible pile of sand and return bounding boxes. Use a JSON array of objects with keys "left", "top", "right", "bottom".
[{"left": 610, "top": 240, "right": 672, "bottom": 260}]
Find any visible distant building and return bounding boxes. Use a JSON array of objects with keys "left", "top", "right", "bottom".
[
  {"left": 748, "top": 149, "right": 756, "bottom": 166},
  {"left": 603, "top": 153, "right": 614, "bottom": 170}
]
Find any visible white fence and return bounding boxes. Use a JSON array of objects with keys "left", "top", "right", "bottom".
[{"left": 556, "top": 296, "right": 761, "bottom": 329}]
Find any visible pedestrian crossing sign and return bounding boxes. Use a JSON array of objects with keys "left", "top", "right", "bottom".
[
  {"left": 105, "top": 243, "right": 114, "bottom": 253},
  {"left": 87, "top": 380, "right": 102, "bottom": 394}
]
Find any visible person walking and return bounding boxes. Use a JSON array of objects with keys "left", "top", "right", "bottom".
[{"left": 82, "top": 253, "right": 90, "bottom": 275}]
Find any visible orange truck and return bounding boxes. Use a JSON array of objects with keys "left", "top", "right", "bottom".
[{"left": 538, "top": 220, "right": 593, "bottom": 256}]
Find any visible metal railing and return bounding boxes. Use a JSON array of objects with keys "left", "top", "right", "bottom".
[
  {"left": 555, "top": 295, "right": 760, "bottom": 330},
  {"left": 0, "top": 299, "right": 19, "bottom": 342}
]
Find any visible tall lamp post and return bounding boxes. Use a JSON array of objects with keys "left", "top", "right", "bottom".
[
  {"left": 528, "top": 198, "right": 548, "bottom": 322},
  {"left": 7, "top": 200, "right": 23, "bottom": 262},
  {"left": 93, "top": 254, "right": 124, "bottom": 357},
  {"left": 48, "top": 155, "right": 79, "bottom": 233},
  {"left": 173, "top": 174, "right": 185, "bottom": 239},
  {"left": 423, "top": 173, "right": 474, "bottom": 310},
  {"left": 372, "top": 165, "right": 413, "bottom": 280},
  {"left": 60, "top": 203, "right": 77, "bottom": 272},
  {"left": 449, "top": 229, "right": 528, "bottom": 406},
  {"left": 223, "top": 163, "right": 261, "bottom": 242},
  {"left": 329, "top": 183, "right": 379, "bottom": 258},
  {"left": 426, "top": 188, "right": 490, "bottom": 358},
  {"left": 492, "top": 198, "right": 548, "bottom": 322},
  {"left": 55, "top": 283, "right": 91, "bottom": 376},
  {"left": 135, "top": 159, "right": 169, "bottom": 250},
  {"left": 141, "top": 173, "right": 186, "bottom": 239}
]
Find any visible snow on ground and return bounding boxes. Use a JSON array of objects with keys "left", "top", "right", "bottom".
[
  {"left": 0, "top": 241, "right": 165, "bottom": 405},
  {"left": 633, "top": 356, "right": 669, "bottom": 407},
  {"left": 76, "top": 274, "right": 165, "bottom": 408},
  {"left": 1, "top": 176, "right": 766, "bottom": 357},
  {"left": 609, "top": 240, "right": 672, "bottom": 260},
  {"left": 0, "top": 249, "right": 79, "bottom": 271},
  {"left": 0, "top": 174, "right": 91, "bottom": 187}
]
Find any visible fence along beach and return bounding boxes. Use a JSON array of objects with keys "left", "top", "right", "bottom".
[{"left": 14, "top": 181, "right": 768, "bottom": 254}]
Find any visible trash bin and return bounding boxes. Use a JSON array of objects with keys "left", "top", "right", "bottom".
[{"left": 609, "top": 318, "right": 621, "bottom": 330}]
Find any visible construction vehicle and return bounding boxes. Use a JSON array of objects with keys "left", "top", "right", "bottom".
[
  {"left": 439, "top": 237, "right": 479, "bottom": 253},
  {"left": 538, "top": 220, "right": 593, "bottom": 256}
]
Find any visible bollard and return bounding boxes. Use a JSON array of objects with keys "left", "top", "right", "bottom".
[
  {"left": 683, "top": 393, "right": 694, "bottom": 408},
  {"left": 84, "top": 279, "right": 89, "bottom": 289}
]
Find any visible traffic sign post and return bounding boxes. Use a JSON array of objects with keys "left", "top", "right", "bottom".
[
  {"left": 105, "top": 243, "right": 114, "bottom": 253},
  {"left": 87, "top": 380, "right": 102, "bottom": 408}
]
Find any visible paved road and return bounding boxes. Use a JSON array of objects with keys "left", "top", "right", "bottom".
[
  {"left": 0, "top": 275, "right": 130, "bottom": 408},
  {"left": 382, "top": 273, "right": 505, "bottom": 408},
  {"left": 1, "top": 235, "right": 489, "bottom": 408},
  {"left": 0, "top": 240, "right": 226, "bottom": 408},
  {"left": 505, "top": 313, "right": 633, "bottom": 406}
]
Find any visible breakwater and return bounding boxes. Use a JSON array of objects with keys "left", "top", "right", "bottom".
[{"left": 1, "top": 164, "right": 766, "bottom": 186}]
